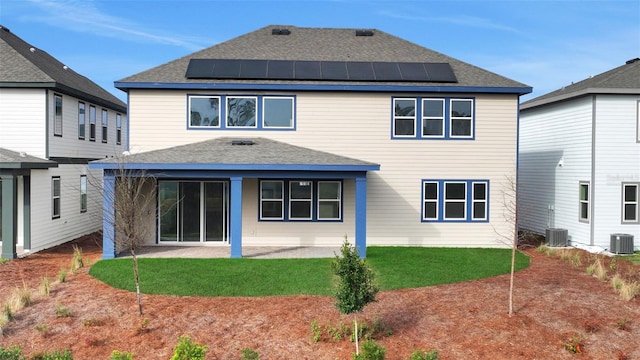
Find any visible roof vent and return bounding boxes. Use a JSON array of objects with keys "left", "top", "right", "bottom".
[
  {"left": 271, "top": 28, "right": 291, "bottom": 35},
  {"left": 625, "top": 57, "right": 640, "bottom": 64},
  {"left": 355, "top": 29, "right": 374, "bottom": 36},
  {"left": 30, "top": 47, "right": 36, "bottom": 53},
  {"left": 231, "top": 139, "right": 255, "bottom": 146}
]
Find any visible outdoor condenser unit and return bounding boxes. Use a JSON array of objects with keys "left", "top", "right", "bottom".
[
  {"left": 545, "top": 228, "right": 568, "bottom": 247},
  {"left": 610, "top": 234, "right": 634, "bottom": 254}
]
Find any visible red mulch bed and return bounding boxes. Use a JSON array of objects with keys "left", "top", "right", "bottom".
[{"left": 1, "top": 234, "right": 638, "bottom": 359}]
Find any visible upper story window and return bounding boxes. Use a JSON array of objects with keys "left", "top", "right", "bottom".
[
  {"left": 101, "top": 109, "right": 108, "bottom": 143},
  {"left": 89, "top": 105, "right": 96, "bottom": 141},
  {"left": 622, "top": 183, "right": 639, "bottom": 223},
  {"left": 54, "top": 94, "right": 63, "bottom": 137},
  {"left": 78, "top": 102, "right": 85, "bottom": 140},
  {"left": 260, "top": 180, "right": 342, "bottom": 221},
  {"left": 422, "top": 179, "right": 488, "bottom": 222},
  {"left": 579, "top": 182, "right": 590, "bottom": 223},
  {"left": 116, "top": 114, "right": 122, "bottom": 145},
  {"left": 188, "top": 95, "right": 295, "bottom": 130},
  {"left": 393, "top": 97, "right": 475, "bottom": 140}
]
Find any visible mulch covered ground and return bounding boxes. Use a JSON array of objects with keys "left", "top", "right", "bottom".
[{"left": 1, "top": 233, "right": 638, "bottom": 359}]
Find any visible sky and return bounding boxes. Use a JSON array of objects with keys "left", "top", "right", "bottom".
[{"left": 1, "top": 0, "right": 639, "bottom": 103}]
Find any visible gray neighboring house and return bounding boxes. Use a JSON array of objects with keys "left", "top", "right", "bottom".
[
  {"left": 0, "top": 25, "right": 127, "bottom": 259},
  {"left": 519, "top": 58, "right": 640, "bottom": 252}
]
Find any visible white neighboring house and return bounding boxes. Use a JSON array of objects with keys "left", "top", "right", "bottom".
[
  {"left": 0, "top": 25, "right": 127, "bottom": 259},
  {"left": 91, "top": 25, "right": 531, "bottom": 259},
  {"left": 519, "top": 58, "right": 640, "bottom": 252}
]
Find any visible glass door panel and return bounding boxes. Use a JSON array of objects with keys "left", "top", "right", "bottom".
[
  {"left": 205, "top": 182, "right": 227, "bottom": 242},
  {"left": 158, "top": 181, "right": 178, "bottom": 241},
  {"left": 180, "top": 182, "right": 201, "bottom": 242}
]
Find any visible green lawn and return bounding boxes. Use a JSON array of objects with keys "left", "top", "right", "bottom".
[{"left": 89, "top": 247, "right": 530, "bottom": 297}]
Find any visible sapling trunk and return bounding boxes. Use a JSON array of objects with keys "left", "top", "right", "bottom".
[
  {"left": 354, "top": 315, "right": 359, "bottom": 355},
  {"left": 131, "top": 247, "right": 143, "bottom": 315}
]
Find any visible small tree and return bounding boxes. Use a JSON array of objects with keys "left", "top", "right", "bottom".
[{"left": 331, "top": 236, "right": 379, "bottom": 355}]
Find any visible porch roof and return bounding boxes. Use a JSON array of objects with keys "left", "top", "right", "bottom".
[
  {"left": 89, "top": 137, "right": 380, "bottom": 172},
  {"left": 0, "top": 147, "right": 58, "bottom": 169}
]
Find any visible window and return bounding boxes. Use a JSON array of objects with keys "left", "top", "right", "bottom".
[
  {"left": 260, "top": 181, "right": 284, "bottom": 220},
  {"left": 52, "top": 177, "right": 61, "bottom": 219},
  {"left": 227, "top": 96, "right": 257, "bottom": 127},
  {"left": 187, "top": 95, "right": 295, "bottom": 130},
  {"left": 78, "top": 102, "right": 85, "bottom": 139},
  {"left": 623, "top": 183, "right": 639, "bottom": 223},
  {"left": 54, "top": 94, "right": 62, "bottom": 136},
  {"left": 80, "top": 175, "right": 87, "bottom": 213},
  {"left": 116, "top": 114, "right": 122, "bottom": 145},
  {"left": 260, "top": 180, "right": 342, "bottom": 221},
  {"left": 393, "top": 98, "right": 416, "bottom": 137},
  {"left": 422, "top": 180, "right": 489, "bottom": 222},
  {"left": 393, "top": 97, "right": 475, "bottom": 139},
  {"left": 318, "top": 181, "right": 341, "bottom": 220},
  {"left": 189, "top": 96, "right": 220, "bottom": 127},
  {"left": 579, "top": 182, "right": 589, "bottom": 222},
  {"left": 263, "top": 97, "right": 294, "bottom": 128},
  {"left": 89, "top": 105, "right": 96, "bottom": 141},
  {"left": 289, "top": 181, "right": 312, "bottom": 219},
  {"left": 101, "top": 109, "right": 108, "bottom": 143}
]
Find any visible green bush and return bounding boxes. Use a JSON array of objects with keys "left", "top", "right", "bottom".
[
  {"left": 170, "top": 335, "right": 207, "bottom": 360},
  {"left": 240, "top": 348, "right": 260, "bottom": 360},
  {"left": 29, "top": 349, "right": 73, "bottom": 360},
  {"left": 409, "top": 349, "right": 439, "bottom": 360},
  {"left": 110, "top": 350, "right": 134, "bottom": 360},
  {"left": 0, "top": 345, "right": 26, "bottom": 360},
  {"left": 352, "top": 339, "right": 386, "bottom": 360}
]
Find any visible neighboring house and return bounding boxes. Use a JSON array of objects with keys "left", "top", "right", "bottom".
[
  {"left": 519, "top": 58, "right": 640, "bottom": 252},
  {"left": 0, "top": 25, "right": 127, "bottom": 259},
  {"left": 90, "top": 25, "right": 531, "bottom": 259}
]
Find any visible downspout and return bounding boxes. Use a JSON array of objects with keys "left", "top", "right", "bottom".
[
  {"left": 45, "top": 89, "right": 49, "bottom": 159},
  {"left": 590, "top": 95, "right": 596, "bottom": 246}
]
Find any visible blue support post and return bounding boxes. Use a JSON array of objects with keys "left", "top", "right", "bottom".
[
  {"left": 102, "top": 173, "right": 116, "bottom": 259},
  {"left": 355, "top": 176, "right": 367, "bottom": 258},
  {"left": 230, "top": 176, "right": 243, "bottom": 258}
]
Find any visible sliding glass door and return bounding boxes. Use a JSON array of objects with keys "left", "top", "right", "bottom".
[{"left": 158, "top": 180, "right": 228, "bottom": 243}]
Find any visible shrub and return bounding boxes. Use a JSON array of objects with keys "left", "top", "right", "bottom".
[
  {"left": 170, "top": 335, "right": 208, "bottom": 360},
  {"left": 616, "top": 317, "right": 631, "bottom": 331},
  {"left": 55, "top": 302, "right": 72, "bottom": 318},
  {"left": 82, "top": 317, "right": 105, "bottom": 327},
  {"left": 57, "top": 268, "right": 67, "bottom": 283},
  {"left": 0, "top": 345, "right": 25, "bottom": 360},
  {"left": 311, "top": 320, "right": 322, "bottom": 342},
  {"left": 611, "top": 274, "right": 624, "bottom": 291},
  {"left": 30, "top": 349, "right": 73, "bottom": 360},
  {"left": 570, "top": 252, "right": 582, "bottom": 267},
  {"left": 110, "top": 350, "right": 134, "bottom": 360},
  {"left": 70, "top": 245, "right": 84, "bottom": 273},
  {"left": 563, "top": 334, "right": 584, "bottom": 354},
  {"left": 586, "top": 258, "right": 607, "bottom": 281},
  {"left": 39, "top": 277, "right": 51, "bottom": 297},
  {"left": 409, "top": 349, "right": 440, "bottom": 360},
  {"left": 619, "top": 281, "right": 639, "bottom": 301},
  {"left": 240, "top": 348, "right": 260, "bottom": 360},
  {"left": 34, "top": 324, "right": 50, "bottom": 338},
  {"left": 352, "top": 339, "right": 386, "bottom": 360},
  {"left": 9, "top": 284, "right": 32, "bottom": 312}
]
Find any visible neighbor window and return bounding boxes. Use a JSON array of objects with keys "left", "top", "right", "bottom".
[
  {"left": 227, "top": 97, "right": 257, "bottom": 127},
  {"left": 54, "top": 94, "right": 63, "bottom": 136},
  {"left": 80, "top": 175, "right": 87, "bottom": 213},
  {"left": 78, "top": 102, "right": 85, "bottom": 139},
  {"left": 89, "top": 105, "right": 96, "bottom": 141},
  {"left": 101, "top": 109, "right": 108, "bottom": 143},
  {"left": 393, "top": 97, "right": 475, "bottom": 139},
  {"left": 260, "top": 180, "right": 342, "bottom": 221},
  {"left": 579, "top": 182, "right": 590, "bottom": 222},
  {"left": 622, "top": 183, "right": 639, "bottom": 223},
  {"left": 422, "top": 180, "right": 488, "bottom": 222},
  {"left": 52, "top": 177, "right": 61, "bottom": 219},
  {"left": 116, "top": 114, "right": 122, "bottom": 145}
]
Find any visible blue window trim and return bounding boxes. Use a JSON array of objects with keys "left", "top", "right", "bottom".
[
  {"left": 392, "top": 96, "right": 475, "bottom": 140},
  {"left": 186, "top": 94, "right": 296, "bottom": 131},
  {"left": 421, "top": 179, "right": 489, "bottom": 222},
  {"left": 259, "top": 179, "right": 343, "bottom": 222}
]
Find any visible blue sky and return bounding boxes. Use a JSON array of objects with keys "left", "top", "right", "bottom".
[{"left": 2, "top": 0, "right": 639, "bottom": 102}]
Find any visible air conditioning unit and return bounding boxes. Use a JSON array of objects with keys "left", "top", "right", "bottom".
[
  {"left": 610, "top": 234, "right": 634, "bottom": 254},
  {"left": 546, "top": 228, "right": 568, "bottom": 247}
]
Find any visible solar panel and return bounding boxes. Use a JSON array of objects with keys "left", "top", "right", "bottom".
[
  {"left": 239, "top": 60, "right": 268, "bottom": 79},
  {"left": 321, "top": 61, "right": 349, "bottom": 80},
  {"left": 185, "top": 59, "right": 457, "bottom": 83},
  {"left": 267, "top": 60, "right": 294, "bottom": 79}
]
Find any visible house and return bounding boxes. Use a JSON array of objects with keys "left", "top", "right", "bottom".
[
  {"left": 518, "top": 58, "right": 640, "bottom": 252},
  {"left": 0, "top": 25, "right": 127, "bottom": 259},
  {"left": 90, "top": 25, "right": 531, "bottom": 259}
]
